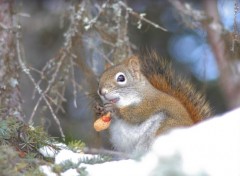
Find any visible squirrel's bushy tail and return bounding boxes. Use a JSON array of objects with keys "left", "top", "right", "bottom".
[{"left": 138, "top": 51, "right": 212, "bottom": 123}]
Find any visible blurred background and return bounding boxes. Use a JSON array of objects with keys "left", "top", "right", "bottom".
[{"left": 15, "top": 0, "right": 240, "bottom": 149}]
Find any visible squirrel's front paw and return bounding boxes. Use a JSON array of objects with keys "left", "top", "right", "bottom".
[
  {"left": 104, "top": 103, "right": 119, "bottom": 117},
  {"left": 94, "top": 102, "right": 106, "bottom": 116}
]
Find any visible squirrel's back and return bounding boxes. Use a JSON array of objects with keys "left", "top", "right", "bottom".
[{"left": 138, "top": 51, "right": 212, "bottom": 123}]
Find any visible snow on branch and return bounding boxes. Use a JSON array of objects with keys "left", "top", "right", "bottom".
[{"left": 40, "top": 107, "right": 240, "bottom": 176}]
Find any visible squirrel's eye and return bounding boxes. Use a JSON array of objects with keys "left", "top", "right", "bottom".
[
  {"left": 115, "top": 72, "right": 126, "bottom": 84},
  {"left": 117, "top": 74, "right": 125, "bottom": 82}
]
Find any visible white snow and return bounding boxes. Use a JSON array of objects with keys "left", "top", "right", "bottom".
[
  {"left": 40, "top": 107, "right": 240, "bottom": 176},
  {"left": 55, "top": 149, "right": 98, "bottom": 164},
  {"left": 80, "top": 159, "right": 140, "bottom": 176},
  {"left": 148, "top": 107, "right": 240, "bottom": 176},
  {"left": 61, "top": 169, "right": 79, "bottom": 176},
  {"left": 39, "top": 165, "right": 57, "bottom": 176}
]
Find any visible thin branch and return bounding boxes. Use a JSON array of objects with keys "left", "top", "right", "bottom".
[
  {"left": 28, "top": 95, "right": 42, "bottom": 124},
  {"left": 74, "top": 80, "right": 90, "bottom": 97},
  {"left": 31, "top": 58, "right": 56, "bottom": 99},
  {"left": 45, "top": 94, "right": 66, "bottom": 114},
  {"left": 169, "top": 0, "right": 208, "bottom": 28},
  {"left": 82, "top": 37, "right": 114, "bottom": 65},
  {"left": 118, "top": 1, "right": 167, "bottom": 31},
  {"left": 55, "top": 88, "right": 66, "bottom": 113},
  {"left": 70, "top": 57, "right": 78, "bottom": 108},
  {"left": 15, "top": 25, "right": 65, "bottom": 139}
]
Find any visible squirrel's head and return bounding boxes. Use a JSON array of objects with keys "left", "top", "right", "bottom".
[{"left": 98, "top": 56, "right": 147, "bottom": 108}]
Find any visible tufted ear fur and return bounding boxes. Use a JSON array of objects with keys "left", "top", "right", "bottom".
[
  {"left": 105, "top": 63, "right": 112, "bottom": 69},
  {"left": 128, "top": 56, "right": 141, "bottom": 80}
]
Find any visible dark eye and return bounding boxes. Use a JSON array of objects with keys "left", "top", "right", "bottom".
[
  {"left": 117, "top": 74, "right": 125, "bottom": 82},
  {"left": 115, "top": 72, "right": 127, "bottom": 84}
]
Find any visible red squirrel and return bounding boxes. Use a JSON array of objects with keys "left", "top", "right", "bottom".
[{"left": 95, "top": 52, "right": 211, "bottom": 154}]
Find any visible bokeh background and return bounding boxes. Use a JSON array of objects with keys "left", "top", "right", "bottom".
[{"left": 17, "top": 0, "right": 240, "bottom": 149}]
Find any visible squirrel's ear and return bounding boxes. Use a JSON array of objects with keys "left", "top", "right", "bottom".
[
  {"left": 105, "top": 63, "right": 112, "bottom": 69},
  {"left": 128, "top": 56, "right": 141, "bottom": 80}
]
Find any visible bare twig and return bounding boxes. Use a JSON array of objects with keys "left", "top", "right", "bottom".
[
  {"left": 31, "top": 58, "right": 55, "bottom": 99},
  {"left": 70, "top": 57, "right": 78, "bottom": 108},
  {"left": 29, "top": 95, "right": 42, "bottom": 124},
  {"left": 169, "top": 0, "right": 208, "bottom": 28},
  {"left": 55, "top": 88, "right": 67, "bottom": 113},
  {"left": 15, "top": 25, "right": 65, "bottom": 139},
  {"left": 73, "top": 80, "right": 90, "bottom": 97},
  {"left": 82, "top": 37, "right": 114, "bottom": 65},
  {"left": 118, "top": 1, "right": 167, "bottom": 31}
]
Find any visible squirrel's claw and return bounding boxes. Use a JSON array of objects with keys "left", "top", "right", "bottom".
[
  {"left": 103, "top": 103, "right": 119, "bottom": 118},
  {"left": 103, "top": 103, "right": 115, "bottom": 112},
  {"left": 94, "top": 101, "right": 119, "bottom": 118},
  {"left": 94, "top": 102, "right": 106, "bottom": 116}
]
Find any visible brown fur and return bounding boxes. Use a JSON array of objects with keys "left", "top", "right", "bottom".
[
  {"left": 97, "top": 51, "right": 211, "bottom": 136},
  {"left": 119, "top": 91, "right": 192, "bottom": 125},
  {"left": 138, "top": 51, "right": 212, "bottom": 123}
]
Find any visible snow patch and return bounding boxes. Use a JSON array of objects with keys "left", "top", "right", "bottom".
[
  {"left": 55, "top": 149, "right": 97, "bottom": 164},
  {"left": 39, "top": 165, "right": 57, "bottom": 176},
  {"left": 40, "top": 107, "right": 240, "bottom": 176},
  {"left": 61, "top": 168, "right": 79, "bottom": 176}
]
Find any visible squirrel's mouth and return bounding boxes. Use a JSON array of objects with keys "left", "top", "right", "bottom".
[
  {"left": 103, "top": 96, "right": 120, "bottom": 104},
  {"left": 109, "top": 97, "right": 120, "bottom": 104},
  {"left": 100, "top": 92, "right": 120, "bottom": 104}
]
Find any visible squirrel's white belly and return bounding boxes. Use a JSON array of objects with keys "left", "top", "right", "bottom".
[{"left": 109, "top": 113, "right": 164, "bottom": 154}]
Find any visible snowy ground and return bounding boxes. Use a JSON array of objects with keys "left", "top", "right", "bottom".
[{"left": 40, "top": 107, "right": 240, "bottom": 176}]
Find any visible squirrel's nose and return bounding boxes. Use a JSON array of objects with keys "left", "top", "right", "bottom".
[{"left": 98, "top": 88, "right": 108, "bottom": 96}]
